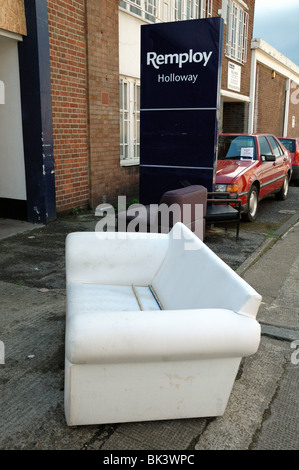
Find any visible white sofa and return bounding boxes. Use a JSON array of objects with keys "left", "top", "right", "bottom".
[{"left": 64, "top": 223, "right": 261, "bottom": 426}]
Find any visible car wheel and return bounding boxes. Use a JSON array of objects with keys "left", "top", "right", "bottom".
[
  {"left": 243, "top": 185, "right": 258, "bottom": 222},
  {"left": 275, "top": 175, "right": 289, "bottom": 200}
]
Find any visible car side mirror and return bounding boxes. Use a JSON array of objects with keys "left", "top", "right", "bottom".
[{"left": 261, "top": 154, "right": 275, "bottom": 162}]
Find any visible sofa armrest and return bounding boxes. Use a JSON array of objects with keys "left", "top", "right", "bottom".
[
  {"left": 66, "top": 231, "right": 169, "bottom": 286},
  {"left": 65, "top": 309, "right": 261, "bottom": 365}
]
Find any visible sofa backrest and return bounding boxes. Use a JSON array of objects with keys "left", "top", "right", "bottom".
[
  {"left": 66, "top": 231, "right": 169, "bottom": 286},
  {"left": 151, "top": 223, "right": 261, "bottom": 319}
]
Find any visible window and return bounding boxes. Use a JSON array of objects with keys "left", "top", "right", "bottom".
[
  {"left": 175, "top": 0, "right": 213, "bottom": 21},
  {"left": 119, "top": 0, "right": 158, "bottom": 21},
  {"left": 145, "top": 0, "right": 158, "bottom": 21},
  {"left": 218, "top": 135, "right": 256, "bottom": 160},
  {"left": 278, "top": 138, "right": 295, "bottom": 153},
  {"left": 119, "top": 0, "right": 213, "bottom": 23},
  {"left": 120, "top": 78, "right": 140, "bottom": 165},
  {"left": 200, "top": 0, "right": 213, "bottom": 18},
  {"left": 267, "top": 136, "right": 283, "bottom": 157},
  {"left": 258, "top": 136, "right": 273, "bottom": 157},
  {"left": 226, "top": 1, "right": 249, "bottom": 64}
]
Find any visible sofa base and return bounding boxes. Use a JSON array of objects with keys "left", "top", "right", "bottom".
[{"left": 64, "top": 357, "right": 241, "bottom": 426}]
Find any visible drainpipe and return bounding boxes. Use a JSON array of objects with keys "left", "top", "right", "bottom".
[
  {"left": 283, "top": 79, "right": 290, "bottom": 137},
  {"left": 248, "top": 47, "right": 257, "bottom": 134}
]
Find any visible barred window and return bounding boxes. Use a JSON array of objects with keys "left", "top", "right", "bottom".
[
  {"left": 119, "top": 0, "right": 213, "bottom": 23},
  {"left": 226, "top": 1, "right": 249, "bottom": 64},
  {"left": 120, "top": 78, "right": 140, "bottom": 165},
  {"left": 200, "top": 0, "right": 213, "bottom": 18}
]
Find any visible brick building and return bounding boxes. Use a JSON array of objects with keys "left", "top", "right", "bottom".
[
  {"left": 249, "top": 38, "right": 299, "bottom": 138},
  {"left": 0, "top": 0, "right": 299, "bottom": 223}
]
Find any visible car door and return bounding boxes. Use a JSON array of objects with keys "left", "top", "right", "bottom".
[
  {"left": 257, "top": 135, "right": 277, "bottom": 196},
  {"left": 267, "top": 135, "right": 286, "bottom": 190}
]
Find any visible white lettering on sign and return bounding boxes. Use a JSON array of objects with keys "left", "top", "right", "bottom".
[
  {"left": 147, "top": 49, "right": 213, "bottom": 69},
  {"left": 158, "top": 74, "right": 198, "bottom": 84}
]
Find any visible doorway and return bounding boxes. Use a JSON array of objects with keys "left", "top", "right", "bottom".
[
  {"left": 0, "top": 34, "right": 27, "bottom": 219},
  {"left": 222, "top": 101, "right": 249, "bottom": 134}
]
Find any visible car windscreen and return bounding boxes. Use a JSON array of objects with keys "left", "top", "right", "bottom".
[
  {"left": 279, "top": 139, "right": 295, "bottom": 153},
  {"left": 218, "top": 135, "right": 257, "bottom": 160}
]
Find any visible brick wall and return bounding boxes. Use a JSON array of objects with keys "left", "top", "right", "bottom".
[
  {"left": 47, "top": 0, "right": 89, "bottom": 213},
  {"left": 254, "top": 63, "right": 286, "bottom": 136},
  {"left": 48, "top": 0, "right": 139, "bottom": 213},
  {"left": 86, "top": 0, "right": 139, "bottom": 209}
]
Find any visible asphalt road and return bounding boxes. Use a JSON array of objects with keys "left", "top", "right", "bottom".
[
  {"left": 0, "top": 183, "right": 298, "bottom": 452},
  {"left": 0, "top": 185, "right": 298, "bottom": 291}
]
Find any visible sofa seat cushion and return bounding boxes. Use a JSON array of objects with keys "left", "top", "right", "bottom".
[{"left": 67, "top": 283, "right": 162, "bottom": 319}]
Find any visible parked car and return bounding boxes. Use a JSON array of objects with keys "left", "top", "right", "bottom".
[
  {"left": 215, "top": 133, "right": 292, "bottom": 221},
  {"left": 278, "top": 137, "right": 299, "bottom": 185}
]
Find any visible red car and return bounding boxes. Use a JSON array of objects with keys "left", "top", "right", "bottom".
[
  {"left": 278, "top": 137, "right": 299, "bottom": 185},
  {"left": 215, "top": 133, "right": 292, "bottom": 221}
]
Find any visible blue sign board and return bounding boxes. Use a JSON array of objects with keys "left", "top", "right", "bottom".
[{"left": 140, "top": 17, "right": 223, "bottom": 204}]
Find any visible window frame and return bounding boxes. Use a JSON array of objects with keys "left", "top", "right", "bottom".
[
  {"left": 120, "top": 77, "right": 141, "bottom": 166},
  {"left": 225, "top": 0, "right": 249, "bottom": 65}
]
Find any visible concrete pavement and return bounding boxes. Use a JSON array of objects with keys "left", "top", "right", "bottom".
[{"left": 0, "top": 195, "right": 298, "bottom": 451}]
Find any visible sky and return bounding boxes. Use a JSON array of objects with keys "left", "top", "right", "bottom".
[{"left": 253, "top": 0, "right": 299, "bottom": 67}]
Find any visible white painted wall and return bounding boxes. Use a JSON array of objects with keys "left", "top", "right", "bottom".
[
  {"left": 0, "top": 36, "right": 26, "bottom": 200},
  {"left": 119, "top": 10, "right": 144, "bottom": 78}
]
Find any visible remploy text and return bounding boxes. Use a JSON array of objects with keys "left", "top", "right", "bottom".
[{"left": 147, "top": 49, "right": 213, "bottom": 69}]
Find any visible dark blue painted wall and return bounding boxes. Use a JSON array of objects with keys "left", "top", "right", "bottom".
[
  {"left": 140, "top": 18, "right": 223, "bottom": 204},
  {"left": 18, "top": 0, "right": 56, "bottom": 223}
]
